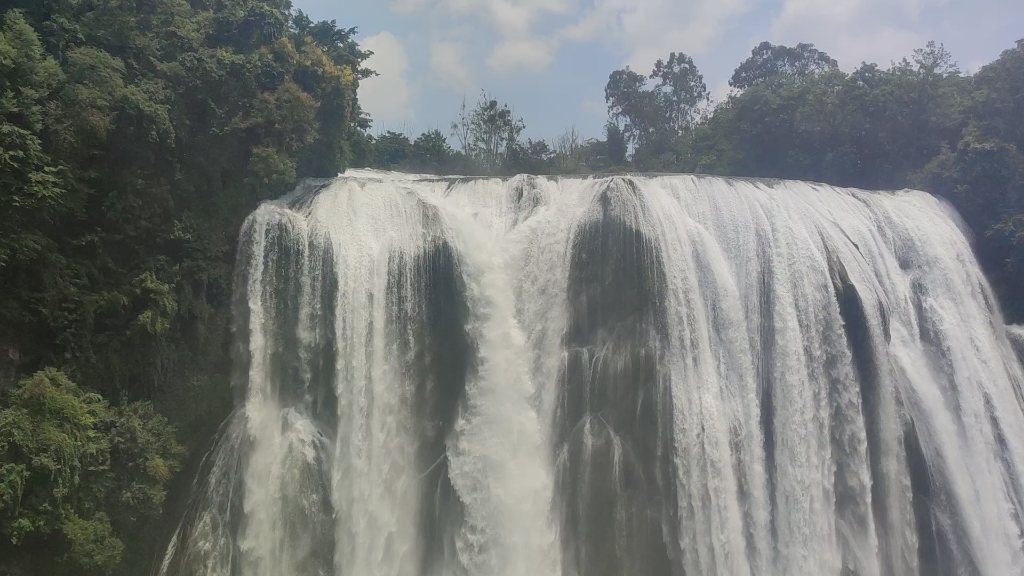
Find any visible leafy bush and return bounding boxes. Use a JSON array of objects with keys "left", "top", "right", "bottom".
[{"left": 0, "top": 369, "right": 184, "bottom": 575}]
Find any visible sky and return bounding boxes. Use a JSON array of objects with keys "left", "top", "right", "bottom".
[{"left": 294, "top": 0, "right": 1024, "bottom": 142}]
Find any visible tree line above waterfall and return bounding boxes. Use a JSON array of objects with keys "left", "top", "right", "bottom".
[
  {"left": 0, "top": 0, "right": 1022, "bottom": 574},
  {"left": 355, "top": 39, "right": 1024, "bottom": 326}
]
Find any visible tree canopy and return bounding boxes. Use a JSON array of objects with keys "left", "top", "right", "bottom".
[
  {"left": 729, "top": 41, "right": 838, "bottom": 89},
  {"left": 0, "top": 1, "right": 371, "bottom": 572},
  {"left": 1, "top": 369, "right": 183, "bottom": 575}
]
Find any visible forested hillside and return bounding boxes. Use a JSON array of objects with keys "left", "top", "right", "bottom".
[
  {"left": 0, "top": 0, "right": 369, "bottom": 573},
  {"left": 0, "top": 0, "right": 1022, "bottom": 573}
]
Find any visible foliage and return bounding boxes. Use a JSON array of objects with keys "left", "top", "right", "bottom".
[
  {"left": 912, "top": 41, "right": 1024, "bottom": 318},
  {"left": 508, "top": 138, "right": 553, "bottom": 175},
  {"left": 729, "top": 41, "right": 838, "bottom": 89},
  {"left": 372, "top": 130, "right": 413, "bottom": 168},
  {"left": 0, "top": 1, "right": 369, "bottom": 573},
  {"left": 604, "top": 54, "right": 709, "bottom": 153},
  {"left": 605, "top": 66, "right": 662, "bottom": 149},
  {"left": 357, "top": 93, "right": 615, "bottom": 176},
  {"left": 0, "top": 0, "right": 369, "bottom": 400},
  {"left": 650, "top": 52, "right": 709, "bottom": 134},
  {"left": 0, "top": 369, "right": 184, "bottom": 575},
  {"left": 445, "top": 92, "right": 525, "bottom": 171},
  {"left": 551, "top": 126, "right": 581, "bottom": 173},
  {"left": 0, "top": 11, "right": 64, "bottom": 271},
  {"left": 599, "top": 57, "right": 708, "bottom": 172},
  {"left": 411, "top": 129, "right": 454, "bottom": 173},
  {"left": 466, "top": 91, "right": 525, "bottom": 170},
  {"left": 605, "top": 122, "right": 627, "bottom": 167}
]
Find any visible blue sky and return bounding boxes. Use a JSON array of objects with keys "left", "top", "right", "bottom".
[{"left": 294, "top": 0, "right": 1023, "bottom": 142}]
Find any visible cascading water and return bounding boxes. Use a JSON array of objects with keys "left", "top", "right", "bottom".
[
  {"left": 158, "top": 171, "right": 1024, "bottom": 576},
  {"left": 1011, "top": 326, "right": 1024, "bottom": 367}
]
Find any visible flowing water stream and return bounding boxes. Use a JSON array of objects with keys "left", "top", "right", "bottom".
[{"left": 158, "top": 171, "right": 1024, "bottom": 576}]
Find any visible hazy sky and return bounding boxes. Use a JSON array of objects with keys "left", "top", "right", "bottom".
[{"left": 294, "top": 0, "right": 1023, "bottom": 141}]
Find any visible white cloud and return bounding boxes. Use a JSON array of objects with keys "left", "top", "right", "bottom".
[
  {"left": 360, "top": 32, "right": 415, "bottom": 127},
  {"left": 447, "top": 0, "right": 575, "bottom": 37},
  {"left": 768, "top": 0, "right": 949, "bottom": 68},
  {"left": 395, "top": 0, "right": 754, "bottom": 75},
  {"left": 381, "top": 0, "right": 577, "bottom": 74},
  {"left": 559, "top": 0, "right": 753, "bottom": 70},
  {"left": 487, "top": 37, "right": 555, "bottom": 72},
  {"left": 431, "top": 41, "right": 474, "bottom": 90},
  {"left": 390, "top": 0, "right": 427, "bottom": 14}
]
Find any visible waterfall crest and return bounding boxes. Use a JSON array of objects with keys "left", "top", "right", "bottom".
[{"left": 159, "top": 171, "right": 1024, "bottom": 576}]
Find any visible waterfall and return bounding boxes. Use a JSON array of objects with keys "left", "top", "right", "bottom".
[
  {"left": 1011, "top": 326, "right": 1024, "bottom": 367},
  {"left": 158, "top": 171, "right": 1024, "bottom": 576}
]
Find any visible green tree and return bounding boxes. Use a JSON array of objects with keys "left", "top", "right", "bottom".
[
  {"left": 470, "top": 92, "right": 525, "bottom": 171},
  {"left": 0, "top": 369, "right": 184, "bottom": 575},
  {"left": 551, "top": 126, "right": 582, "bottom": 173},
  {"left": 914, "top": 40, "right": 1024, "bottom": 320},
  {"left": 373, "top": 130, "right": 413, "bottom": 168},
  {"left": 605, "top": 66, "right": 661, "bottom": 149},
  {"left": 832, "top": 42, "right": 966, "bottom": 188},
  {"left": 0, "top": 10, "right": 65, "bottom": 270},
  {"left": 700, "top": 67, "right": 846, "bottom": 180},
  {"left": 410, "top": 129, "right": 454, "bottom": 173},
  {"left": 574, "top": 137, "right": 613, "bottom": 173},
  {"left": 447, "top": 91, "right": 525, "bottom": 172},
  {"left": 729, "top": 41, "right": 838, "bottom": 89},
  {"left": 0, "top": 0, "right": 369, "bottom": 397},
  {"left": 0, "top": 2, "right": 371, "bottom": 572},
  {"left": 650, "top": 52, "right": 709, "bottom": 134},
  {"left": 605, "top": 122, "right": 627, "bottom": 166},
  {"left": 605, "top": 52, "right": 708, "bottom": 162},
  {"left": 507, "top": 138, "right": 553, "bottom": 175}
]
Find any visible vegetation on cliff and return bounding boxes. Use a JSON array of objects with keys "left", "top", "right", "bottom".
[{"left": 0, "top": 0, "right": 369, "bottom": 572}]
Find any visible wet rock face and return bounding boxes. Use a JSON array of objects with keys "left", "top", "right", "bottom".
[
  {"left": 387, "top": 241, "right": 473, "bottom": 576},
  {"left": 555, "top": 185, "right": 677, "bottom": 576}
]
